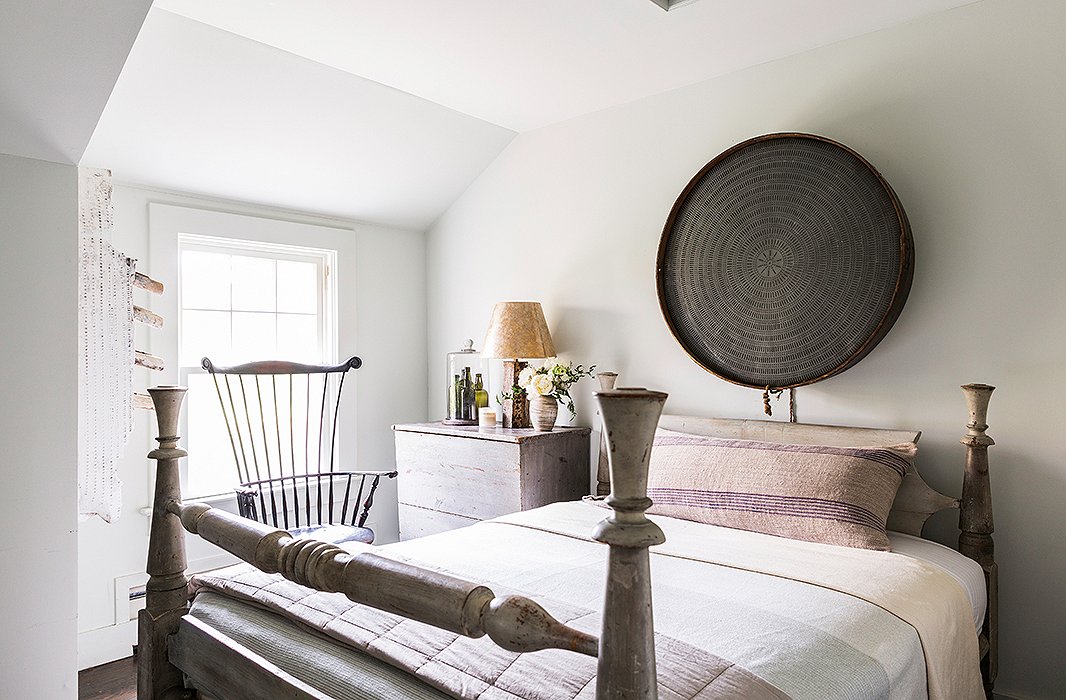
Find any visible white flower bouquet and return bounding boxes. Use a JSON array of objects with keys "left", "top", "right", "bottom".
[{"left": 516, "top": 357, "right": 595, "bottom": 416}]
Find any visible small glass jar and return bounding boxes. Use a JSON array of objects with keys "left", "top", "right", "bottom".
[{"left": 444, "top": 340, "right": 486, "bottom": 425}]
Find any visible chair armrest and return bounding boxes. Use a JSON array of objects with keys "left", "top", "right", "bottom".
[{"left": 233, "top": 486, "right": 260, "bottom": 521}]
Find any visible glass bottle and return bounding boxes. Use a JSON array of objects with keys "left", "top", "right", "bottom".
[
  {"left": 474, "top": 373, "right": 489, "bottom": 410},
  {"left": 461, "top": 367, "right": 474, "bottom": 420},
  {"left": 449, "top": 373, "right": 460, "bottom": 421}
]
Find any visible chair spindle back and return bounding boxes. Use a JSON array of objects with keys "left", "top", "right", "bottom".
[{"left": 202, "top": 357, "right": 384, "bottom": 532}]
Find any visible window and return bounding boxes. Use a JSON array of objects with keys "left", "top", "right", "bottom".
[
  {"left": 149, "top": 204, "right": 356, "bottom": 504},
  {"left": 178, "top": 234, "right": 336, "bottom": 498}
]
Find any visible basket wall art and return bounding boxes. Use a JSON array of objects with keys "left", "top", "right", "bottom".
[{"left": 656, "top": 133, "right": 913, "bottom": 390}]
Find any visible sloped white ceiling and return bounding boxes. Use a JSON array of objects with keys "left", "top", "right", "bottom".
[
  {"left": 155, "top": 0, "right": 982, "bottom": 132},
  {"left": 0, "top": 1, "right": 152, "bottom": 164},
  {"left": 82, "top": 0, "right": 983, "bottom": 229},
  {"left": 81, "top": 10, "right": 516, "bottom": 231}
]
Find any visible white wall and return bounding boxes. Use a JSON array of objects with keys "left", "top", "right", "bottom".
[
  {"left": 0, "top": 153, "right": 79, "bottom": 698},
  {"left": 78, "top": 184, "right": 427, "bottom": 667},
  {"left": 427, "top": 0, "right": 1066, "bottom": 697}
]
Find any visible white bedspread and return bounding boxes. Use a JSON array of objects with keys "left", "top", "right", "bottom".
[
  {"left": 192, "top": 501, "right": 984, "bottom": 700},
  {"left": 484, "top": 502, "right": 984, "bottom": 700}
]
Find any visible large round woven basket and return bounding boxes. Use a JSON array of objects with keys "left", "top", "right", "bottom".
[{"left": 657, "top": 133, "right": 913, "bottom": 389}]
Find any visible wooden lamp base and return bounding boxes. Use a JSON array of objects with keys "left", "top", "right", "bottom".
[{"left": 501, "top": 360, "right": 530, "bottom": 428}]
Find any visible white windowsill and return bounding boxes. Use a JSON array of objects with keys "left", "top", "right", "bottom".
[{"left": 138, "top": 491, "right": 235, "bottom": 518}]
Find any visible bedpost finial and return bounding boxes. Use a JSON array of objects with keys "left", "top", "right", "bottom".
[
  {"left": 595, "top": 372, "right": 618, "bottom": 392},
  {"left": 960, "top": 383, "right": 995, "bottom": 447},
  {"left": 482, "top": 595, "right": 599, "bottom": 657},
  {"left": 148, "top": 386, "right": 188, "bottom": 459},
  {"left": 594, "top": 388, "right": 668, "bottom": 522}
]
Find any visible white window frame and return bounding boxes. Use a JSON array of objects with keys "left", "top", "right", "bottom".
[
  {"left": 177, "top": 232, "right": 337, "bottom": 373},
  {"left": 176, "top": 234, "right": 337, "bottom": 499},
  {"left": 148, "top": 203, "right": 357, "bottom": 506}
]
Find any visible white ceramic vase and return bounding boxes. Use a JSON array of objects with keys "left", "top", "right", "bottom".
[{"left": 530, "top": 395, "right": 559, "bottom": 432}]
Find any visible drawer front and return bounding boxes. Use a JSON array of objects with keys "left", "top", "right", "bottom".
[
  {"left": 395, "top": 432, "right": 521, "bottom": 520},
  {"left": 399, "top": 504, "right": 479, "bottom": 541}
]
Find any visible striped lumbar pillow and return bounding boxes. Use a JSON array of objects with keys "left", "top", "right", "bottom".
[{"left": 646, "top": 429, "right": 914, "bottom": 551}]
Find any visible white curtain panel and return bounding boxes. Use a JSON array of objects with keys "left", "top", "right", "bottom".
[{"left": 78, "top": 168, "right": 134, "bottom": 522}]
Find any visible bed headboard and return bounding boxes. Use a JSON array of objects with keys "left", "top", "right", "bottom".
[{"left": 595, "top": 413, "right": 959, "bottom": 537}]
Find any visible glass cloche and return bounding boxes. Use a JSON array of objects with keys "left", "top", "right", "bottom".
[{"left": 444, "top": 339, "right": 488, "bottom": 425}]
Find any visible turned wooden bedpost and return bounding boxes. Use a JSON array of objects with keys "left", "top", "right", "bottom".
[
  {"left": 138, "top": 386, "right": 193, "bottom": 700},
  {"left": 958, "top": 383, "right": 997, "bottom": 697},
  {"left": 593, "top": 388, "right": 668, "bottom": 700}
]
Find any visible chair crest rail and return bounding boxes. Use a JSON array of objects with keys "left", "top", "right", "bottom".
[{"left": 201, "top": 356, "right": 362, "bottom": 375}]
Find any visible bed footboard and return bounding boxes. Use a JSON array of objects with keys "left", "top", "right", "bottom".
[{"left": 139, "top": 385, "right": 667, "bottom": 700}]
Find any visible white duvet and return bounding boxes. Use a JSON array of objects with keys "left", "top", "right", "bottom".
[{"left": 194, "top": 501, "right": 985, "bottom": 700}]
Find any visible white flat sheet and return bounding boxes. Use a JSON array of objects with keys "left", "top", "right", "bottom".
[{"left": 888, "top": 531, "right": 987, "bottom": 633}]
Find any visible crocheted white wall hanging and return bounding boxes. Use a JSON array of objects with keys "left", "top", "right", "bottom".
[{"left": 78, "top": 168, "right": 134, "bottom": 522}]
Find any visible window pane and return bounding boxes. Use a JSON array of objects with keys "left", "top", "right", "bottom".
[
  {"left": 277, "top": 260, "right": 318, "bottom": 314},
  {"left": 182, "top": 310, "right": 231, "bottom": 366},
  {"left": 185, "top": 373, "right": 329, "bottom": 499},
  {"left": 277, "top": 314, "right": 319, "bottom": 363},
  {"left": 186, "top": 373, "right": 240, "bottom": 498},
  {"left": 231, "top": 256, "right": 276, "bottom": 312},
  {"left": 181, "top": 251, "right": 231, "bottom": 310},
  {"left": 232, "top": 312, "right": 277, "bottom": 361}
]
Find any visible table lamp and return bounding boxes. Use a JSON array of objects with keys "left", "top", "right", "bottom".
[{"left": 482, "top": 301, "right": 555, "bottom": 428}]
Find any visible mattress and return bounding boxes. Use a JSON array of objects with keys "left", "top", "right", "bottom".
[
  {"left": 888, "top": 531, "right": 987, "bottom": 632},
  {"left": 189, "top": 502, "right": 985, "bottom": 700},
  {"left": 190, "top": 591, "right": 451, "bottom": 700}
]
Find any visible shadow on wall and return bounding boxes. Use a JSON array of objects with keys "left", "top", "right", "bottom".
[
  {"left": 551, "top": 307, "right": 627, "bottom": 368},
  {"left": 548, "top": 306, "right": 631, "bottom": 425}
]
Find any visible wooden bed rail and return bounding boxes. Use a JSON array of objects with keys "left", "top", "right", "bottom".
[
  {"left": 168, "top": 499, "right": 598, "bottom": 653},
  {"left": 140, "top": 385, "right": 671, "bottom": 699}
]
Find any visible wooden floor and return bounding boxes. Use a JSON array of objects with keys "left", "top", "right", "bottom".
[{"left": 79, "top": 656, "right": 136, "bottom": 700}]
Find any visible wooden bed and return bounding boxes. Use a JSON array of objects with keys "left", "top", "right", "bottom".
[{"left": 137, "top": 384, "right": 998, "bottom": 700}]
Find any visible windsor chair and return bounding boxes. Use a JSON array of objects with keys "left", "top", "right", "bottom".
[{"left": 202, "top": 356, "right": 396, "bottom": 544}]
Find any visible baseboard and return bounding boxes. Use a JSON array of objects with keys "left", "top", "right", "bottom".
[
  {"left": 79, "top": 551, "right": 240, "bottom": 671},
  {"left": 78, "top": 619, "right": 136, "bottom": 670},
  {"left": 994, "top": 691, "right": 1027, "bottom": 700}
]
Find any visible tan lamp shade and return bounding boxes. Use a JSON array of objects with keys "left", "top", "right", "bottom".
[{"left": 482, "top": 302, "right": 556, "bottom": 359}]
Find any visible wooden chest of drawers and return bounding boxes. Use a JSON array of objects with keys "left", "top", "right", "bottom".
[{"left": 392, "top": 423, "right": 591, "bottom": 540}]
